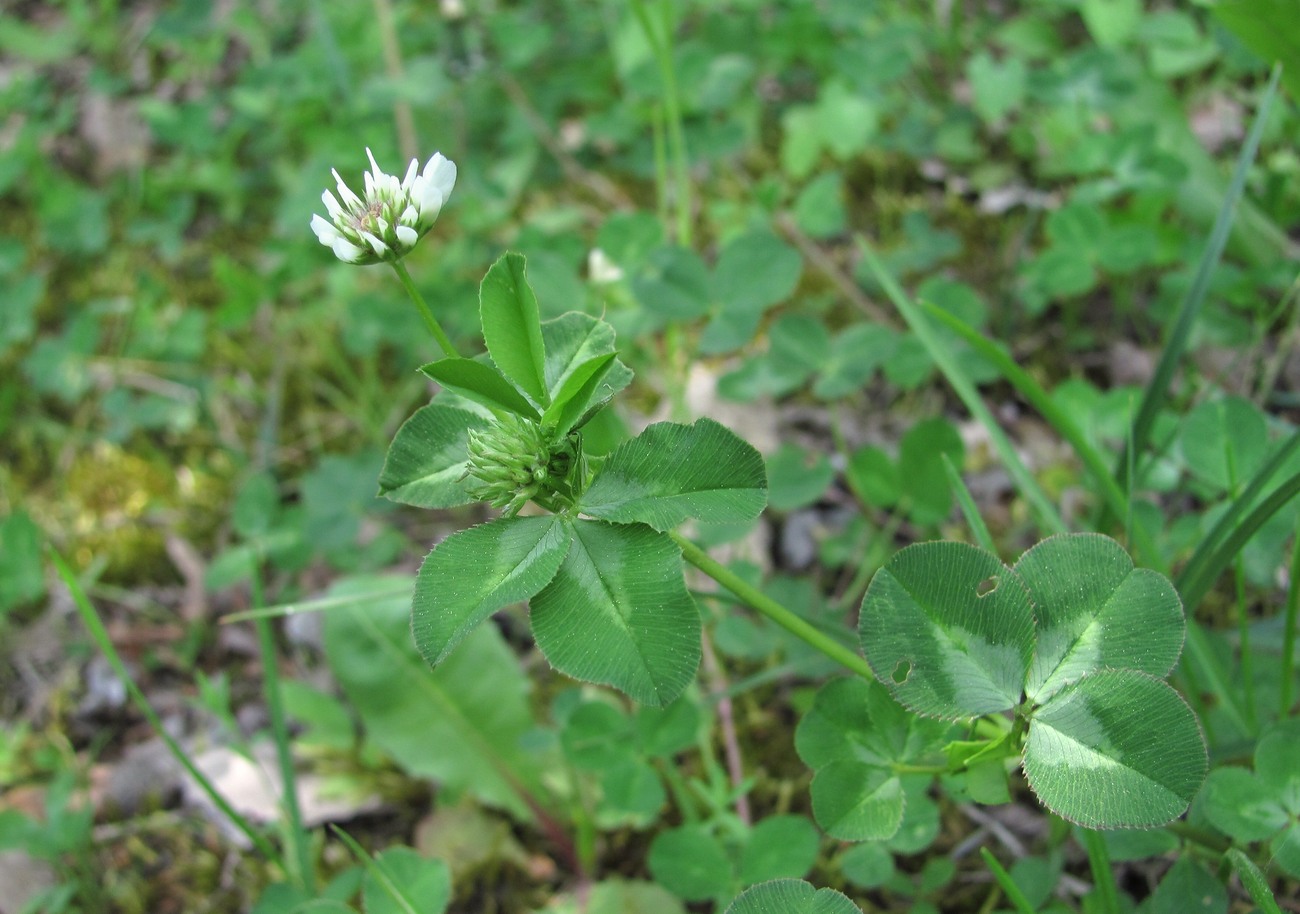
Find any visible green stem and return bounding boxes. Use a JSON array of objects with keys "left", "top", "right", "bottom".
[
  {"left": 1078, "top": 827, "right": 1122, "bottom": 914},
  {"left": 979, "top": 847, "right": 1036, "bottom": 914},
  {"left": 670, "top": 531, "right": 876, "bottom": 681},
  {"left": 50, "top": 548, "right": 282, "bottom": 863},
  {"left": 631, "top": 0, "right": 691, "bottom": 246},
  {"left": 391, "top": 259, "right": 458, "bottom": 357},
  {"left": 1281, "top": 518, "right": 1300, "bottom": 714},
  {"left": 250, "top": 556, "right": 315, "bottom": 893},
  {"left": 1225, "top": 847, "right": 1283, "bottom": 914}
]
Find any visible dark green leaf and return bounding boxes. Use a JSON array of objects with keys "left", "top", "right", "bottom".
[
  {"left": 323, "top": 577, "right": 546, "bottom": 819},
  {"left": 725, "top": 880, "right": 863, "bottom": 914},
  {"left": 648, "top": 825, "right": 732, "bottom": 901},
  {"left": 530, "top": 520, "right": 700, "bottom": 707},
  {"left": 412, "top": 516, "right": 571, "bottom": 666},
  {"left": 378, "top": 405, "right": 486, "bottom": 508},
  {"left": 582, "top": 418, "right": 767, "bottom": 531},
  {"left": 1015, "top": 533, "right": 1185, "bottom": 702},
  {"left": 420, "top": 358, "right": 540, "bottom": 419},
  {"left": 810, "top": 761, "right": 904, "bottom": 841},
  {"left": 1023, "top": 670, "right": 1208, "bottom": 828},
  {"left": 480, "top": 252, "right": 548, "bottom": 404},
  {"left": 859, "top": 542, "right": 1035, "bottom": 718}
]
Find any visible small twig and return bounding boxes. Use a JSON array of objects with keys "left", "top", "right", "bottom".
[
  {"left": 699, "top": 630, "right": 751, "bottom": 826},
  {"left": 774, "top": 212, "right": 893, "bottom": 325},
  {"left": 372, "top": 0, "right": 417, "bottom": 159},
  {"left": 496, "top": 72, "right": 634, "bottom": 211}
]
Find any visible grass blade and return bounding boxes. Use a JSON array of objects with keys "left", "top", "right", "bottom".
[
  {"left": 1175, "top": 426, "right": 1300, "bottom": 607},
  {"left": 943, "top": 453, "right": 997, "bottom": 556},
  {"left": 979, "top": 847, "right": 1037, "bottom": 914},
  {"left": 1078, "top": 827, "right": 1121, "bottom": 914},
  {"left": 49, "top": 548, "right": 281, "bottom": 863},
  {"left": 1224, "top": 847, "right": 1282, "bottom": 914},
  {"left": 1112, "top": 65, "right": 1281, "bottom": 496},
  {"left": 857, "top": 239, "right": 1066, "bottom": 536},
  {"left": 921, "top": 301, "right": 1163, "bottom": 570}
]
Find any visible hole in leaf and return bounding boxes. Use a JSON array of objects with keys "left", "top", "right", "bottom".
[
  {"left": 892, "top": 660, "right": 911, "bottom": 684},
  {"left": 976, "top": 576, "right": 998, "bottom": 598}
]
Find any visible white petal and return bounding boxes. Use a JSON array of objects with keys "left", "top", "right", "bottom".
[
  {"left": 366, "top": 147, "right": 385, "bottom": 181},
  {"left": 423, "top": 153, "right": 457, "bottom": 202},
  {"left": 320, "top": 190, "right": 344, "bottom": 219},
  {"left": 360, "top": 231, "right": 389, "bottom": 257},
  {"left": 399, "top": 204, "right": 419, "bottom": 225},
  {"left": 311, "top": 213, "right": 342, "bottom": 244},
  {"left": 395, "top": 225, "right": 418, "bottom": 247},
  {"left": 331, "top": 236, "right": 368, "bottom": 263},
  {"left": 401, "top": 158, "right": 419, "bottom": 192},
  {"left": 332, "top": 169, "right": 362, "bottom": 209}
]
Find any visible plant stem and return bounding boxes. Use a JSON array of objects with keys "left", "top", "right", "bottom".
[
  {"left": 670, "top": 531, "right": 876, "bottom": 681},
  {"left": 50, "top": 548, "right": 282, "bottom": 863},
  {"left": 1078, "top": 827, "right": 1121, "bottom": 914},
  {"left": 250, "top": 556, "right": 316, "bottom": 893},
  {"left": 1281, "top": 518, "right": 1300, "bottom": 714},
  {"left": 391, "top": 259, "right": 458, "bottom": 357},
  {"left": 631, "top": 0, "right": 692, "bottom": 246}
]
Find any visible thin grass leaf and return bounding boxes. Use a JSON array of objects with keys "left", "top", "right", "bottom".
[
  {"left": 979, "top": 847, "right": 1037, "bottom": 914},
  {"left": 1079, "top": 828, "right": 1121, "bottom": 914},
  {"left": 219, "top": 584, "right": 414, "bottom": 624},
  {"left": 330, "top": 827, "right": 422, "bottom": 914},
  {"left": 49, "top": 548, "right": 281, "bottom": 863},
  {"left": 1113, "top": 65, "right": 1282, "bottom": 496},
  {"left": 1224, "top": 847, "right": 1283, "bottom": 914},
  {"left": 856, "top": 239, "right": 1066, "bottom": 536},
  {"left": 942, "top": 453, "right": 997, "bottom": 556},
  {"left": 1178, "top": 468, "right": 1300, "bottom": 611},
  {"left": 921, "top": 302, "right": 1162, "bottom": 569},
  {"left": 1176, "top": 426, "right": 1300, "bottom": 606},
  {"left": 1282, "top": 519, "right": 1300, "bottom": 713}
]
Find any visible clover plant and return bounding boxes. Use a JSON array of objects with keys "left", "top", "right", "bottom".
[{"left": 324, "top": 135, "right": 1215, "bottom": 906}]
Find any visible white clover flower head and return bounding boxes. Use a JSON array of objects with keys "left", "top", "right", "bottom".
[{"left": 310, "top": 147, "right": 457, "bottom": 265}]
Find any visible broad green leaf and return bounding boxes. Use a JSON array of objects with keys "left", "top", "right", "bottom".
[
  {"left": 968, "top": 51, "right": 1027, "bottom": 122},
  {"left": 810, "top": 761, "right": 904, "bottom": 841},
  {"left": 846, "top": 445, "right": 900, "bottom": 508},
  {"left": 377, "top": 405, "right": 485, "bottom": 508},
  {"left": 0, "top": 511, "right": 45, "bottom": 614},
  {"left": 322, "top": 577, "right": 547, "bottom": 819},
  {"left": 1015, "top": 533, "right": 1185, "bottom": 702},
  {"left": 725, "top": 879, "right": 863, "bottom": 914},
  {"left": 480, "top": 252, "right": 548, "bottom": 405},
  {"left": 812, "top": 323, "right": 897, "bottom": 400},
  {"left": 1023, "top": 670, "right": 1208, "bottom": 828},
  {"left": 795, "top": 678, "right": 950, "bottom": 771},
  {"left": 530, "top": 520, "right": 700, "bottom": 707},
  {"left": 1202, "top": 767, "right": 1288, "bottom": 843},
  {"left": 412, "top": 516, "right": 571, "bottom": 666},
  {"left": 542, "top": 352, "right": 618, "bottom": 436},
  {"left": 1179, "top": 397, "right": 1268, "bottom": 491},
  {"left": 580, "top": 880, "right": 686, "bottom": 914},
  {"left": 898, "top": 418, "right": 964, "bottom": 524},
  {"left": 1213, "top": 0, "right": 1300, "bottom": 102},
  {"left": 561, "top": 701, "right": 633, "bottom": 770},
  {"left": 630, "top": 246, "right": 712, "bottom": 319},
  {"left": 739, "top": 816, "right": 820, "bottom": 885},
  {"left": 859, "top": 542, "right": 1035, "bottom": 718},
  {"left": 1081, "top": 0, "right": 1142, "bottom": 47},
  {"left": 581, "top": 419, "right": 767, "bottom": 531},
  {"left": 840, "top": 843, "right": 894, "bottom": 889},
  {"left": 540, "top": 312, "right": 630, "bottom": 399},
  {"left": 595, "top": 759, "right": 666, "bottom": 828},
  {"left": 420, "top": 358, "right": 540, "bottom": 419},
  {"left": 1255, "top": 723, "right": 1300, "bottom": 811},
  {"left": 766, "top": 444, "right": 835, "bottom": 511},
  {"left": 1148, "top": 857, "right": 1227, "bottom": 914},
  {"left": 703, "top": 230, "right": 802, "bottom": 353},
  {"left": 362, "top": 847, "right": 451, "bottom": 914},
  {"left": 647, "top": 825, "right": 732, "bottom": 901},
  {"left": 635, "top": 697, "right": 702, "bottom": 758}
]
